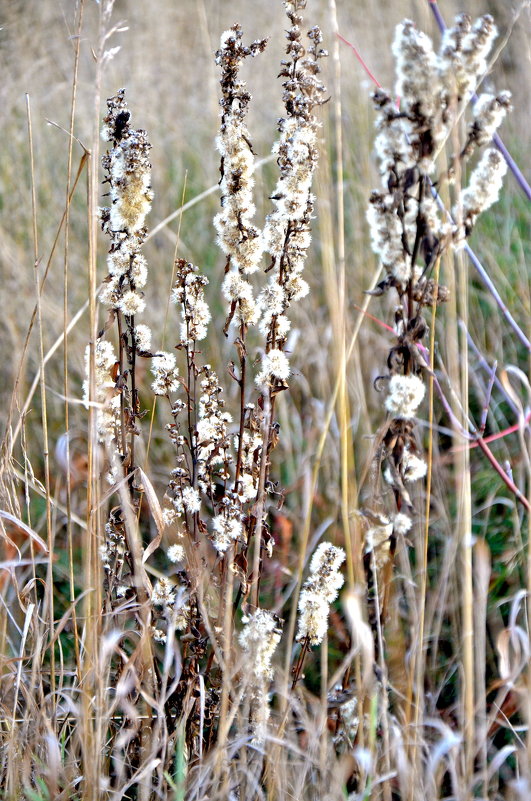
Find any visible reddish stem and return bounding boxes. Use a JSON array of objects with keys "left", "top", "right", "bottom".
[
  {"left": 475, "top": 436, "right": 530, "bottom": 512},
  {"left": 336, "top": 33, "right": 382, "bottom": 89}
]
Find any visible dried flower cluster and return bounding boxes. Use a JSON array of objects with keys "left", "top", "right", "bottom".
[
  {"left": 143, "top": 2, "right": 330, "bottom": 755},
  {"left": 368, "top": 14, "right": 511, "bottom": 295},
  {"left": 156, "top": 259, "right": 244, "bottom": 561},
  {"left": 384, "top": 374, "right": 426, "bottom": 419},
  {"left": 297, "top": 542, "right": 345, "bottom": 646},
  {"left": 257, "top": 4, "right": 327, "bottom": 386},
  {"left": 234, "top": 422, "right": 263, "bottom": 504},
  {"left": 100, "top": 89, "right": 153, "bottom": 317},
  {"left": 172, "top": 260, "right": 212, "bottom": 344},
  {"left": 82, "top": 339, "right": 119, "bottom": 442},
  {"left": 151, "top": 576, "right": 189, "bottom": 634},
  {"left": 460, "top": 146, "right": 508, "bottom": 233},
  {"left": 215, "top": 25, "right": 267, "bottom": 330},
  {"left": 195, "top": 367, "right": 233, "bottom": 494},
  {"left": 100, "top": 507, "right": 127, "bottom": 598},
  {"left": 90, "top": 90, "right": 154, "bottom": 483},
  {"left": 156, "top": 256, "right": 269, "bottom": 565},
  {"left": 94, "top": 92, "right": 156, "bottom": 616},
  {"left": 89, "top": 1, "right": 331, "bottom": 771},
  {"left": 364, "top": 14, "right": 511, "bottom": 626},
  {"left": 367, "top": 14, "right": 510, "bottom": 511},
  {"left": 239, "top": 609, "right": 282, "bottom": 742},
  {"left": 151, "top": 351, "right": 180, "bottom": 397}
]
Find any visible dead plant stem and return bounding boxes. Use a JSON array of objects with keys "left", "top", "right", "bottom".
[{"left": 26, "top": 93, "right": 56, "bottom": 712}]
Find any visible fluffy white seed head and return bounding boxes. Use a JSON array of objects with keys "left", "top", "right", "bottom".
[
  {"left": 367, "top": 197, "right": 411, "bottom": 285},
  {"left": 118, "top": 289, "right": 146, "bottom": 317},
  {"left": 181, "top": 486, "right": 201, "bottom": 514},
  {"left": 239, "top": 609, "right": 281, "bottom": 681},
  {"left": 255, "top": 349, "right": 290, "bottom": 387},
  {"left": 385, "top": 374, "right": 426, "bottom": 419},
  {"left": 393, "top": 512, "right": 412, "bottom": 535},
  {"left": 393, "top": 19, "right": 439, "bottom": 120},
  {"left": 134, "top": 324, "right": 152, "bottom": 352},
  {"left": 222, "top": 272, "right": 259, "bottom": 326},
  {"left": 212, "top": 513, "right": 243, "bottom": 554},
  {"left": 167, "top": 544, "right": 185, "bottom": 563},
  {"left": 214, "top": 35, "right": 265, "bottom": 276},
  {"left": 461, "top": 15, "right": 497, "bottom": 89},
  {"left": 472, "top": 91, "right": 512, "bottom": 145},
  {"left": 100, "top": 92, "right": 152, "bottom": 329},
  {"left": 297, "top": 542, "right": 346, "bottom": 645},
  {"left": 151, "top": 351, "right": 180, "bottom": 395},
  {"left": 460, "top": 148, "right": 508, "bottom": 230},
  {"left": 239, "top": 607, "right": 282, "bottom": 744},
  {"left": 297, "top": 591, "right": 332, "bottom": 647},
  {"left": 402, "top": 448, "right": 427, "bottom": 482},
  {"left": 152, "top": 577, "right": 176, "bottom": 607}
]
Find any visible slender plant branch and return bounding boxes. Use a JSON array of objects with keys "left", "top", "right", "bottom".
[{"left": 428, "top": 0, "right": 531, "bottom": 201}]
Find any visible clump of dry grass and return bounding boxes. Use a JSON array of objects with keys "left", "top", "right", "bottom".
[{"left": 0, "top": 1, "right": 530, "bottom": 800}]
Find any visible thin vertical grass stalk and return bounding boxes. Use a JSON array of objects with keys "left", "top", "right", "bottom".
[
  {"left": 82, "top": 4, "right": 120, "bottom": 796},
  {"left": 327, "top": 0, "right": 360, "bottom": 594},
  {"left": 63, "top": 0, "right": 85, "bottom": 689},
  {"left": 26, "top": 93, "right": 57, "bottom": 713},
  {"left": 456, "top": 245, "right": 475, "bottom": 793},
  {"left": 410, "top": 255, "right": 440, "bottom": 794}
]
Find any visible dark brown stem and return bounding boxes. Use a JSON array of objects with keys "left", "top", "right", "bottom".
[
  {"left": 407, "top": 177, "right": 424, "bottom": 324},
  {"left": 116, "top": 311, "right": 128, "bottom": 462},
  {"left": 249, "top": 389, "right": 272, "bottom": 609},
  {"left": 185, "top": 334, "right": 197, "bottom": 488},
  {"left": 233, "top": 322, "right": 247, "bottom": 488},
  {"left": 129, "top": 313, "right": 136, "bottom": 473},
  {"left": 270, "top": 221, "right": 293, "bottom": 351},
  {"left": 185, "top": 317, "right": 199, "bottom": 541},
  {"left": 291, "top": 637, "right": 310, "bottom": 691}
]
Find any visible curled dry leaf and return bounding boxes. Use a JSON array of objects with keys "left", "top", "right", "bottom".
[
  {"left": 138, "top": 467, "right": 165, "bottom": 563},
  {"left": 0, "top": 510, "right": 48, "bottom": 554}
]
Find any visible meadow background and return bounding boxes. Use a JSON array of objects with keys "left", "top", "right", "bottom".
[{"left": 0, "top": 0, "right": 530, "bottom": 799}]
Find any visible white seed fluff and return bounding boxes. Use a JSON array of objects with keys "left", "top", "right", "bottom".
[
  {"left": 393, "top": 512, "right": 413, "bottom": 535},
  {"left": 181, "top": 486, "right": 201, "bottom": 514},
  {"left": 402, "top": 448, "right": 428, "bottom": 482},
  {"left": 167, "top": 544, "right": 185, "bottom": 563},
  {"left": 297, "top": 542, "right": 346, "bottom": 645},
  {"left": 461, "top": 148, "right": 508, "bottom": 228},
  {"left": 151, "top": 351, "right": 180, "bottom": 395},
  {"left": 255, "top": 349, "right": 290, "bottom": 387},
  {"left": 385, "top": 374, "right": 426, "bottom": 419},
  {"left": 134, "top": 323, "right": 152, "bottom": 351},
  {"left": 211, "top": 514, "right": 243, "bottom": 554}
]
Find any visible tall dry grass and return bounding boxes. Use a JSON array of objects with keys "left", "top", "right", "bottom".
[{"left": 0, "top": 0, "right": 530, "bottom": 799}]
